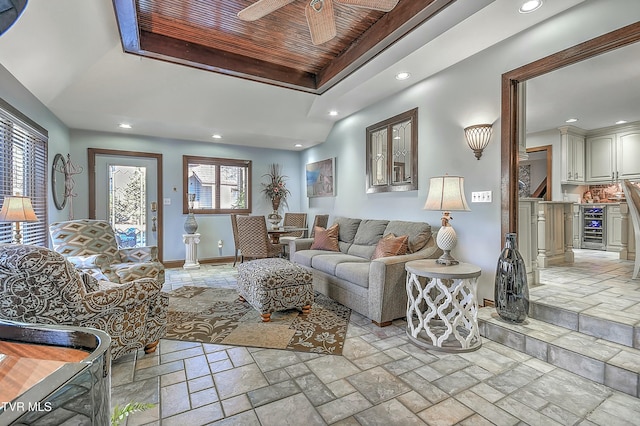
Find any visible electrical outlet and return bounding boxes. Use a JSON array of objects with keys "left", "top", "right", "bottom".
[
  {"left": 471, "top": 191, "right": 492, "bottom": 203},
  {"left": 163, "top": 198, "right": 171, "bottom": 205},
  {"left": 218, "top": 240, "right": 223, "bottom": 248}
]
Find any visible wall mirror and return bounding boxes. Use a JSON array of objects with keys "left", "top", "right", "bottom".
[
  {"left": 366, "top": 107, "right": 418, "bottom": 193},
  {"left": 501, "top": 22, "right": 640, "bottom": 236},
  {"left": 51, "top": 153, "right": 67, "bottom": 210}
]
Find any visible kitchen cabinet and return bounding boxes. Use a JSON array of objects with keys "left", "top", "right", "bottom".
[
  {"left": 606, "top": 204, "right": 624, "bottom": 250},
  {"left": 617, "top": 130, "right": 640, "bottom": 180},
  {"left": 586, "top": 133, "right": 616, "bottom": 182},
  {"left": 559, "top": 126, "right": 585, "bottom": 183},
  {"left": 586, "top": 124, "right": 640, "bottom": 183}
]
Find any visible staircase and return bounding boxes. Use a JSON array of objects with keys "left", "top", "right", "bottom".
[{"left": 478, "top": 297, "right": 640, "bottom": 398}]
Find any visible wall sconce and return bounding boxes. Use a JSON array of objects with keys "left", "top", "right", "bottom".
[{"left": 464, "top": 124, "right": 493, "bottom": 160}]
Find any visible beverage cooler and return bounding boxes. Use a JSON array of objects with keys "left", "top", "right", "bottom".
[{"left": 581, "top": 206, "right": 606, "bottom": 250}]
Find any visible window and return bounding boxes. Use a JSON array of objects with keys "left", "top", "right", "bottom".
[
  {"left": 0, "top": 98, "right": 48, "bottom": 245},
  {"left": 183, "top": 156, "right": 251, "bottom": 214}
]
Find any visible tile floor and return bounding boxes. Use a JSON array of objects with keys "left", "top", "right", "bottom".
[{"left": 111, "top": 254, "right": 640, "bottom": 425}]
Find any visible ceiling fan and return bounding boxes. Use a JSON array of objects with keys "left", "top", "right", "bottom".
[{"left": 238, "top": 0, "right": 400, "bottom": 45}]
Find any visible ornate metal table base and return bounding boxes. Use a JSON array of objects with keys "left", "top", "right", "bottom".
[{"left": 405, "top": 260, "right": 481, "bottom": 352}]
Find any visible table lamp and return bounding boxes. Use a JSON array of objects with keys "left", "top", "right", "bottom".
[
  {"left": 423, "top": 175, "right": 470, "bottom": 265},
  {"left": 0, "top": 195, "right": 39, "bottom": 244}
]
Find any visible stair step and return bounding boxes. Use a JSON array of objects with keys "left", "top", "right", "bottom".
[
  {"left": 529, "top": 299, "right": 640, "bottom": 349},
  {"left": 478, "top": 307, "right": 640, "bottom": 398}
]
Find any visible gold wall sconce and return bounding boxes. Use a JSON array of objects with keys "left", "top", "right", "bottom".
[{"left": 464, "top": 124, "right": 493, "bottom": 160}]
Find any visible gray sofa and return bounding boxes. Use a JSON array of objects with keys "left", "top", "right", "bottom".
[{"left": 290, "top": 217, "right": 441, "bottom": 326}]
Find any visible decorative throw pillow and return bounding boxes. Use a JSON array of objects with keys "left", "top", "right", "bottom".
[
  {"left": 310, "top": 223, "right": 340, "bottom": 251},
  {"left": 371, "top": 233, "right": 409, "bottom": 259}
]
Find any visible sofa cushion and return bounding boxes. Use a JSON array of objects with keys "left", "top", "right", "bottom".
[
  {"left": 371, "top": 233, "right": 409, "bottom": 260},
  {"left": 384, "top": 221, "right": 432, "bottom": 253},
  {"left": 333, "top": 217, "right": 361, "bottom": 243},
  {"left": 335, "top": 262, "right": 370, "bottom": 288},
  {"left": 311, "top": 253, "right": 369, "bottom": 276},
  {"left": 346, "top": 219, "right": 390, "bottom": 259},
  {"left": 353, "top": 220, "right": 389, "bottom": 245},
  {"left": 310, "top": 223, "right": 340, "bottom": 252},
  {"left": 292, "top": 249, "right": 334, "bottom": 268}
]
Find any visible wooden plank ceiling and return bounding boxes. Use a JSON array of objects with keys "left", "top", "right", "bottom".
[{"left": 113, "top": 0, "right": 456, "bottom": 93}]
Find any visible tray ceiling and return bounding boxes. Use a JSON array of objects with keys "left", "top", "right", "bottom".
[{"left": 113, "top": 0, "right": 455, "bottom": 93}]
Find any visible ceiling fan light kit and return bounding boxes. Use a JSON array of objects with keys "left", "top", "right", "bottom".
[{"left": 238, "top": 0, "right": 399, "bottom": 45}]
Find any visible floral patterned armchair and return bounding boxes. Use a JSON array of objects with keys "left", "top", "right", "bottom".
[
  {"left": 0, "top": 244, "right": 168, "bottom": 359},
  {"left": 49, "top": 219, "right": 165, "bottom": 286}
]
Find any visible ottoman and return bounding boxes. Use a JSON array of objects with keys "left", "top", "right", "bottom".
[{"left": 236, "top": 258, "right": 314, "bottom": 322}]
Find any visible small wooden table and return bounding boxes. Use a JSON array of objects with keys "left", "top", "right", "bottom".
[
  {"left": 267, "top": 226, "right": 307, "bottom": 244},
  {"left": 405, "top": 259, "right": 482, "bottom": 352}
]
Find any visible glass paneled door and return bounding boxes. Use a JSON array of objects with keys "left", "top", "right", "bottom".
[{"left": 90, "top": 150, "right": 162, "bottom": 259}]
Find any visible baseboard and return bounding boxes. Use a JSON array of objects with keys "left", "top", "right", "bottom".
[
  {"left": 483, "top": 299, "right": 495, "bottom": 307},
  {"left": 163, "top": 256, "right": 235, "bottom": 269}
]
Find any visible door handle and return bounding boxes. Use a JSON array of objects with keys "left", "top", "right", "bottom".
[{"left": 152, "top": 216, "right": 157, "bottom": 232}]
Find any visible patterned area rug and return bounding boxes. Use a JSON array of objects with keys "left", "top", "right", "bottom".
[{"left": 165, "top": 286, "right": 351, "bottom": 355}]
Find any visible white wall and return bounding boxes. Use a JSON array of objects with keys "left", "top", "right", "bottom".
[
  {"left": 69, "top": 130, "right": 302, "bottom": 262},
  {"left": 300, "top": 0, "right": 640, "bottom": 303},
  {"left": 0, "top": 63, "right": 71, "bottom": 225}
]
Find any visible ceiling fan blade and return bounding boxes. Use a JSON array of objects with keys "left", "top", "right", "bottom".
[
  {"left": 237, "top": 0, "right": 296, "bottom": 21},
  {"left": 335, "top": 0, "right": 399, "bottom": 12},
  {"left": 305, "top": 0, "right": 337, "bottom": 45}
]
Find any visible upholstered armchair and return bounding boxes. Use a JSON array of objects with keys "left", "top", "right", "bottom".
[
  {"left": 0, "top": 244, "right": 168, "bottom": 360},
  {"left": 49, "top": 219, "right": 165, "bottom": 285}
]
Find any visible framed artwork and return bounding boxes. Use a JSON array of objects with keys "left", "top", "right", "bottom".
[{"left": 306, "top": 158, "right": 335, "bottom": 197}]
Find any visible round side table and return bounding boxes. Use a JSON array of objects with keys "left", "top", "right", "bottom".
[{"left": 405, "top": 259, "right": 482, "bottom": 352}]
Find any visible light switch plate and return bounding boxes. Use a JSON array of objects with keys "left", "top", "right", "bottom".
[{"left": 471, "top": 191, "right": 492, "bottom": 203}]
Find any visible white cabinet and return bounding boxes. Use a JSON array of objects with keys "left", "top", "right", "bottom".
[
  {"left": 586, "top": 125, "right": 640, "bottom": 183},
  {"left": 586, "top": 133, "right": 616, "bottom": 182},
  {"left": 559, "top": 126, "right": 585, "bottom": 183},
  {"left": 617, "top": 130, "right": 640, "bottom": 180},
  {"left": 606, "top": 204, "right": 623, "bottom": 251}
]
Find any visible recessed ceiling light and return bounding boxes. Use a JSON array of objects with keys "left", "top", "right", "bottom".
[
  {"left": 119, "top": 123, "right": 132, "bottom": 129},
  {"left": 294, "top": 143, "right": 303, "bottom": 148},
  {"left": 615, "top": 120, "right": 628, "bottom": 124},
  {"left": 565, "top": 118, "right": 578, "bottom": 123},
  {"left": 395, "top": 72, "right": 411, "bottom": 80},
  {"left": 212, "top": 134, "right": 222, "bottom": 139},
  {"left": 519, "top": 0, "right": 543, "bottom": 13},
  {"left": 329, "top": 110, "right": 339, "bottom": 116}
]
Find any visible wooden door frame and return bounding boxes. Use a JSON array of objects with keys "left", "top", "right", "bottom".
[
  {"left": 525, "top": 144, "right": 552, "bottom": 201},
  {"left": 88, "top": 148, "right": 164, "bottom": 262},
  {"left": 501, "top": 21, "right": 640, "bottom": 238}
]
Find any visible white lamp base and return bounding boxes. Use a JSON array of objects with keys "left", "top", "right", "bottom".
[{"left": 436, "top": 225, "right": 459, "bottom": 265}]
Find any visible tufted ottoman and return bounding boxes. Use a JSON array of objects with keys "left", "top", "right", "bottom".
[{"left": 237, "top": 258, "right": 314, "bottom": 322}]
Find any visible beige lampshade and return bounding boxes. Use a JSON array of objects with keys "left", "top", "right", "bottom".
[
  {"left": 0, "top": 196, "right": 39, "bottom": 223},
  {"left": 423, "top": 175, "right": 470, "bottom": 211}
]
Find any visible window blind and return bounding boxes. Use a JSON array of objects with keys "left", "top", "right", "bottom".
[{"left": 0, "top": 99, "right": 48, "bottom": 246}]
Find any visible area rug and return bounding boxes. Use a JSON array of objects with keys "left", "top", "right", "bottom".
[{"left": 165, "top": 286, "right": 351, "bottom": 355}]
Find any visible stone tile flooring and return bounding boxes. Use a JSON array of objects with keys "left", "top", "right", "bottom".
[{"left": 111, "top": 256, "right": 640, "bottom": 425}]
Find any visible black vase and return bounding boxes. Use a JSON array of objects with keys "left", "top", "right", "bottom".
[{"left": 495, "top": 233, "right": 529, "bottom": 323}]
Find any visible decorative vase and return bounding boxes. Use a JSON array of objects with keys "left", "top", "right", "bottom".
[
  {"left": 494, "top": 233, "right": 529, "bottom": 323},
  {"left": 184, "top": 212, "right": 198, "bottom": 234},
  {"left": 268, "top": 197, "right": 283, "bottom": 229}
]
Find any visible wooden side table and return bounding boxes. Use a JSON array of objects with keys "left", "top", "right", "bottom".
[{"left": 405, "top": 259, "right": 482, "bottom": 352}]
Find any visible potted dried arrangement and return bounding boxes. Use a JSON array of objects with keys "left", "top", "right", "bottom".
[{"left": 262, "top": 164, "right": 291, "bottom": 228}]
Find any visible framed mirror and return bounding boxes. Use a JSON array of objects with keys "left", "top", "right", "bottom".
[
  {"left": 52, "top": 153, "right": 67, "bottom": 210},
  {"left": 366, "top": 107, "right": 418, "bottom": 193}
]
